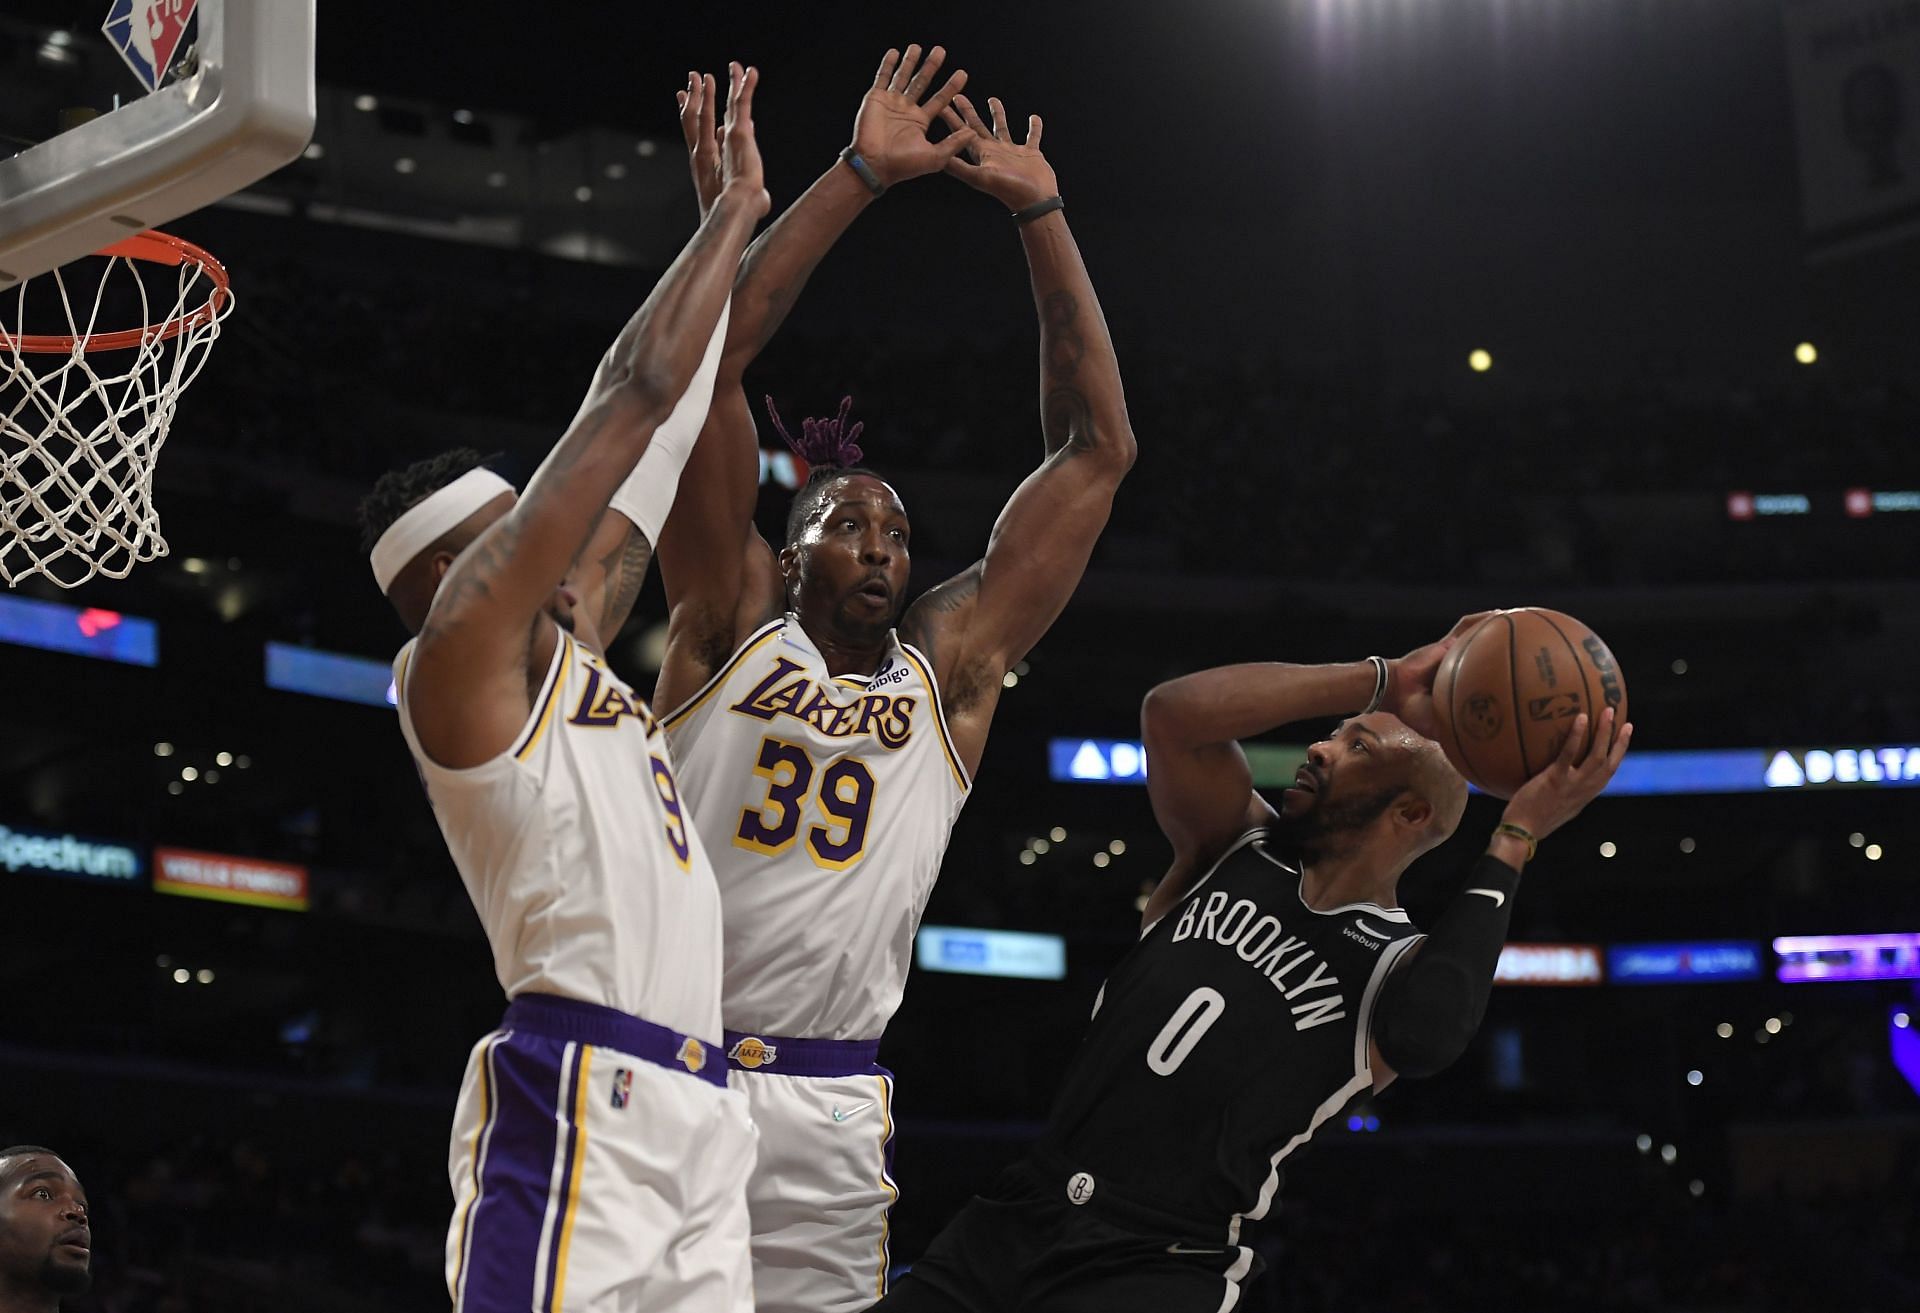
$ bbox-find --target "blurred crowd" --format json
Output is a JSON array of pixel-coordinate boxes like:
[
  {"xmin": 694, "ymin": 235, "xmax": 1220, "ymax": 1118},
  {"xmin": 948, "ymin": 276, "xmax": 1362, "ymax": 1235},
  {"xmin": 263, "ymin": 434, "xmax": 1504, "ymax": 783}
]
[{"xmin": 173, "ymin": 232, "xmax": 1920, "ymax": 590}]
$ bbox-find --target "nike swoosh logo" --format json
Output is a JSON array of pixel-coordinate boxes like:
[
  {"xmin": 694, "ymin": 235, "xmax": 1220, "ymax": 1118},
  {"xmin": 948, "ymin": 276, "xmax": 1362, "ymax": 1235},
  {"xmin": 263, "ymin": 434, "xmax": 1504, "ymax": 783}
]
[
  {"xmin": 832, "ymin": 1102, "xmax": 874, "ymax": 1123},
  {"xmin": 1466, "ymin": 888, "xmax": 1506, "ymax": 908},
  {"xmin": 1167, "ymin": 1243, "xmax": 1227, "ymax": 1256},
  {"xmin": 1353, "ymin": 918, "xmax": 1392, "ymax": 939}
]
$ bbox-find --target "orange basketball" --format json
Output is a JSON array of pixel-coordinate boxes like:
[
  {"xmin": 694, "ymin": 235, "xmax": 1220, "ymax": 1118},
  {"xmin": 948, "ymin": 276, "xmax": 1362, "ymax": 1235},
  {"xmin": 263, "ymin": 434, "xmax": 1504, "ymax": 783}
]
[{"xmin": 1430, "ymin": 608, "xmax": 1628, "ymax": 799}]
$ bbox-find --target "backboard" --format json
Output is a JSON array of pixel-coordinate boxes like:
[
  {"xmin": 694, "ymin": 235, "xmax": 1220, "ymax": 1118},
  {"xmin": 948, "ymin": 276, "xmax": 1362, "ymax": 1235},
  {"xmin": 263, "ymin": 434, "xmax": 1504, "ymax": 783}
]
[{"xmin": 0, "ymin": 0, "xmax": 316, "ymax": 288}]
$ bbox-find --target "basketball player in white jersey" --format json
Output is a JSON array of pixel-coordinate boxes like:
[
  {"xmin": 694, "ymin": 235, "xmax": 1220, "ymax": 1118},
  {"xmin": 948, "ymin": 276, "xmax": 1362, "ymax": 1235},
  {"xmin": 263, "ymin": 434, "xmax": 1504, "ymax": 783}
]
[
  {"xmin": 357, "ymin": 64, "xmax": 767, "ymax": 1313},
  {"xmin": 654, "ymin": 53, "xmax": 1135, "ymax": 1311}
]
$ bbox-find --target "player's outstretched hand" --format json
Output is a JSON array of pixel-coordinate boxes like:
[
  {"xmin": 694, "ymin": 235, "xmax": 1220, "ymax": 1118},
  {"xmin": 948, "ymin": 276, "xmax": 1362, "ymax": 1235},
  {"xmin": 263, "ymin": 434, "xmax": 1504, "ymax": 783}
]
[
  {"xmin": 718, "ymin": 62, "xmax": 771, "ymax": 221},
  {"xmin": 939, "ymin": 94, "xmax": 1059, "ymax": 211},
  {"xmin": 1501, "ymin": 708, "xmax": 1632, "ymax": 843},
  {"xmin": 677, "ymin": 70, "xmax": 724, "ymax": 216},
  {"xmin": 851, "ymin": 44, "xmax": 976, "ymax": 188},
  {"xmin": 1383, "ymin": 611, "xmax": 1495, "ymax": 740}
]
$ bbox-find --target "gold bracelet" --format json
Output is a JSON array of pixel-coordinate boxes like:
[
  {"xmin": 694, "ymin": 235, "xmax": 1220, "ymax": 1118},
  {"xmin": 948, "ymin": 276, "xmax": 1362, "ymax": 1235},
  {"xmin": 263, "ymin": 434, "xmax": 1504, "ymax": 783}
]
[{"xmin": 1494, "ymin": 822, "xmax": 1538, "ymax": 862}]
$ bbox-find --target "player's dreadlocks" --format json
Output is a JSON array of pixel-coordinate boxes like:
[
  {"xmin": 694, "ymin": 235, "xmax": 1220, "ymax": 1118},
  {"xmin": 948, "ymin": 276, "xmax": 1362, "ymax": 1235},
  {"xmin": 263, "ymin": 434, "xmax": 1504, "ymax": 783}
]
[
  {"xmin": 356, "ymin": 448, "xmax": 497, "ymax": 554},
  {"xmin": 766, "ymin": 396, "xmax": 883, "ymax": 547}
]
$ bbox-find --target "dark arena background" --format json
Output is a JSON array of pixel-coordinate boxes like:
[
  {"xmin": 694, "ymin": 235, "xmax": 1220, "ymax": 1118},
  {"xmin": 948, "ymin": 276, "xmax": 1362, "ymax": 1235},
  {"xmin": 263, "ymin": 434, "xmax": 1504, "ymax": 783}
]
[{"xmin": 4, "ymin": 1, "xmax": 1920, "ymax": 1309}]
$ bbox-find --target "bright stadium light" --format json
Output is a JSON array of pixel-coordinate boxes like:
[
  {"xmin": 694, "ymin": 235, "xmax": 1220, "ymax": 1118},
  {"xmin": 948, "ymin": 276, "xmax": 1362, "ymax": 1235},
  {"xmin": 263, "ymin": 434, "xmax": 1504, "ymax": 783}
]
[
  {"xmin": 1468, "ymin": 348, "xmax": 1493, "ymax": 372},
  {"xmin": 1794, "ymin": 342, "xmax": 1818, "ymax": 365}
]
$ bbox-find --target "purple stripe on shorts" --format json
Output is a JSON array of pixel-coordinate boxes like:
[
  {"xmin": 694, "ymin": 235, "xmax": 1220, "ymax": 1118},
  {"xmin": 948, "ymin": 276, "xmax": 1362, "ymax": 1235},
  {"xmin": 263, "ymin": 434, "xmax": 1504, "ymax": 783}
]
[
  {"xmin": 455, "ymin": 1031, "xmax": 567, "ymax": 1312},
  {"xmin": 539, "ymin": 1043, "xmax": 587, "ymax": 1312}
]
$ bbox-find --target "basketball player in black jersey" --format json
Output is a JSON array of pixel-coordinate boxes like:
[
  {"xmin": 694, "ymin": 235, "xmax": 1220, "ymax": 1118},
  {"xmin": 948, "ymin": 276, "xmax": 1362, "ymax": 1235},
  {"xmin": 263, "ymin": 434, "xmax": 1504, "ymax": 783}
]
[{"xmin": 873, "ymin": 614, "xmax": 1631, "ymax": 1311}]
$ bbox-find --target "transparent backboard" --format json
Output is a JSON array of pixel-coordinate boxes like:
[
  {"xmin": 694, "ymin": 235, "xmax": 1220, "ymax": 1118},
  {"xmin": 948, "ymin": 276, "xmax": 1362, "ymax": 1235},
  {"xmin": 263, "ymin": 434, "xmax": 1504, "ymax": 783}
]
[{"xmin": 0, "ymin": 0, "xmax": 316, "ymax": 288}]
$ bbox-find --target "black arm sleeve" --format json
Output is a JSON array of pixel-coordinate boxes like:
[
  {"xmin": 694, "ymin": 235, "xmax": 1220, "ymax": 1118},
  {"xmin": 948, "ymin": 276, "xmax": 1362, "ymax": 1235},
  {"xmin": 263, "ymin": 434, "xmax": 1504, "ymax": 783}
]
[{"xmin": 1372, "ymin": 853, "xmax": 1522, "ymax": 1079}]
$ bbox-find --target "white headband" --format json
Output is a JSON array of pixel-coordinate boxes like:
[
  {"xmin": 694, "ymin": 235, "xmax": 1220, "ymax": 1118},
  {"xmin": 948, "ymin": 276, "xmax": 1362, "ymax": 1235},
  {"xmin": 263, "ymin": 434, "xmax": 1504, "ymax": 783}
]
[{"xmin": 369, "ymin": 467, "xmax": 516, "ymax": 594}]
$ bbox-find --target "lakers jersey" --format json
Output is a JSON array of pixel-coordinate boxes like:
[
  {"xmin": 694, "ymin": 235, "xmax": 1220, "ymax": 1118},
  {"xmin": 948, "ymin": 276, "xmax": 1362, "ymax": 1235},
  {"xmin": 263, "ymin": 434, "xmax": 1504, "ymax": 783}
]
[
  {"xmin": 394, "ymin": 629, "xmax": 724, "ymax": 1043},
  {"xmin": 662, "ymin": 615, "xmax": 970, "ymax": 1039},
  {"xmin": 1039, "ymin": 828, "xmax": 1424, "ymax": 1241}
]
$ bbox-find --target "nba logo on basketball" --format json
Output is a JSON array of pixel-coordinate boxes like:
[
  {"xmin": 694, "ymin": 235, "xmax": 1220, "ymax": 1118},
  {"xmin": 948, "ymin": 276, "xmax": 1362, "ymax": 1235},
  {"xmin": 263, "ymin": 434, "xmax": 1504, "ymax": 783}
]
[
  {"xmin": 102, "ymin": 0, "xmax": 199, "ymax": 93},
  {"xmin": 610, "ymin": 1069, "xmax": 632, "ymax": 1110}
]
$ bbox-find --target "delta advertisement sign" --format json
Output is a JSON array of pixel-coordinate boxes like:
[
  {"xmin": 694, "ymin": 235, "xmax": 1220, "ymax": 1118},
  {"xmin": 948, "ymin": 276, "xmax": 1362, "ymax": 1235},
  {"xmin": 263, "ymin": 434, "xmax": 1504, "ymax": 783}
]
[{"xmin": 152, "ymin": 846, "xmax": 310, "ymax": 912}]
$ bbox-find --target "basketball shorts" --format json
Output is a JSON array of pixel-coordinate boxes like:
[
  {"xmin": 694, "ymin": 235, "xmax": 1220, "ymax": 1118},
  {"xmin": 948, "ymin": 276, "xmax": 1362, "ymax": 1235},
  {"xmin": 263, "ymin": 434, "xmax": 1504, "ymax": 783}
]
[
  {"xmin": 445, "ymin": 993, "xmax": 755, "ymax": 1313},
  {"xmin": 723, "ymin": 1029, "xmax": 899, "ymax": 1313},
  {"xmin": 875, "ymin": 1157, "xmax": 1262, "ymax": 1313}
]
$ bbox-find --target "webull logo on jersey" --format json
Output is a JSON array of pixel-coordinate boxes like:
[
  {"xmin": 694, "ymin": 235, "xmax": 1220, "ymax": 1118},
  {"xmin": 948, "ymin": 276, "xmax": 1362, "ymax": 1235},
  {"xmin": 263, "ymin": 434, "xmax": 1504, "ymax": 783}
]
[
  {"xmin": 730, "ymin": 656, "xmax": 917, "ymax": 748},
  {"xmin": 1172, "ymin": 891, "xmax": 1349, "ymax": 1031},
  {"xmin": 728, "ymin": 1037, "xmax": 778, "ymax": 1069}
]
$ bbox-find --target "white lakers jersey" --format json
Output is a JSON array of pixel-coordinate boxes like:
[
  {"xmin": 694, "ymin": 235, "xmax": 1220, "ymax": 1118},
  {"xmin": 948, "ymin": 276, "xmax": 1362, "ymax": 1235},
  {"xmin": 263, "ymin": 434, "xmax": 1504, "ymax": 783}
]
[
  {"xmin": 662, "ymin": 615, "xmax": 970, "ymax": 1039},
  {"xmin": 394, "ymin": 629, "xmax": 724, "ymax": 1042}
]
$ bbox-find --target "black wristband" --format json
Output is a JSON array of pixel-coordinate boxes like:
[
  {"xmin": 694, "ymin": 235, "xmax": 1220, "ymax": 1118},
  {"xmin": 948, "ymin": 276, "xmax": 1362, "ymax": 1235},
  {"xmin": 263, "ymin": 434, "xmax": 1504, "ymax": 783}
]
[
  {"xmin": 1012, "ymin": 195, "xmax": 1065, "ymax": 224},
  {"xmin": 838, "ymin": 146, "xmax": 886, "ymax": 197}
]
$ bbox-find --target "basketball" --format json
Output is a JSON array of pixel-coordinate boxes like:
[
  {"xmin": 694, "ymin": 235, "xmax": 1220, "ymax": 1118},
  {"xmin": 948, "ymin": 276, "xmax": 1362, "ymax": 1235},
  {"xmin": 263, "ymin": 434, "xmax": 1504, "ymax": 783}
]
[{"xmin": 1431, "ymin": 608, "xmax": 1628, "ymax": 799}]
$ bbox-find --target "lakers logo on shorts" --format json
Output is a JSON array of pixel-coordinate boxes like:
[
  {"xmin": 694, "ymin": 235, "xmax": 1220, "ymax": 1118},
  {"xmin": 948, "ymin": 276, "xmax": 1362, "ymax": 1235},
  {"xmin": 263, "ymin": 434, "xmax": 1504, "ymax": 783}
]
[
  {"xmin": 677, "ymin": 1037, "xmax": 708, "ymax": 1074},
  {"xmin": 610, "ymin": 1068, "xmax": 632, "ymax": 1109},
  {"xmin": 727, "ymin": 1036, "xmax": 778, "ymax": 1069}
]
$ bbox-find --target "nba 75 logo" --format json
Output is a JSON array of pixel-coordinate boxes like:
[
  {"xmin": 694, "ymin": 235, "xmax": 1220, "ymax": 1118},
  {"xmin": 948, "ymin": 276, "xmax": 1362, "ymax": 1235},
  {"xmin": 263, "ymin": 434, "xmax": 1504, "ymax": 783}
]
[
  {"xmin": 103, "ymin": 0, "xmax": 198, "ymax": 94},
  {"xmin": 610, "ymin": 1068, "xmax": 632, "ymax": 1110}
]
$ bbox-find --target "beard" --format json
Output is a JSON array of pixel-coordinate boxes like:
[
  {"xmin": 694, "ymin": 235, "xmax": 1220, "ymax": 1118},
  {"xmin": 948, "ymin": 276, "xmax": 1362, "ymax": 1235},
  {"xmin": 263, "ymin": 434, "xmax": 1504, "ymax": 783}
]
[
  {"xmin": 40, "ymin": 1252, "xmax": 92, "ymax": 1295},
  {"xmin": 1275, "ymin": 784, "xmax": 1402, "ymax": 857}
]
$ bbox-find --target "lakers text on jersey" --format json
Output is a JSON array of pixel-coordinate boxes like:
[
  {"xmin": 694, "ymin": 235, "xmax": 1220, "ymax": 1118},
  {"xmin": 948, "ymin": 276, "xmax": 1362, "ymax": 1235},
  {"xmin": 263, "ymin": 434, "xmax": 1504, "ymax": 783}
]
[
  {"xmin": 662, "ymin": 615, "xmax": 969, "ymax": 1040},
  {"xmin": 395, "ymin": 630, "xmax": 724, "ymax": 1041}
]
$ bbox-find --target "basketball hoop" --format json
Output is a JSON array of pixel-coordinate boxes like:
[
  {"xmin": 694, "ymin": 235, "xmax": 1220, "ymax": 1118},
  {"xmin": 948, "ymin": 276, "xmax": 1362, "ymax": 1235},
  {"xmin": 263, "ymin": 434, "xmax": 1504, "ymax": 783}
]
[{"xmin": 1, "ymin": 229, "xmax": 231, "ymax": 588}]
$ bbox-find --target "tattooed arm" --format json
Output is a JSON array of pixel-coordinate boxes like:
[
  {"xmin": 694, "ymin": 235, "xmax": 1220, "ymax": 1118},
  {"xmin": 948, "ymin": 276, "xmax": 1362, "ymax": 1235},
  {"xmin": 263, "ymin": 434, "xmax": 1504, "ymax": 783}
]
[
  {"xmin": 902, "ymin": 95, "xmax": 1137, "ymax": 775},
  {"xmin": 407, "ymin": 65, "xmax": 770, "ymax": 770},
  {"xmin": 655, "ymin": 45, "xmax": 975, "ymax": 711}
]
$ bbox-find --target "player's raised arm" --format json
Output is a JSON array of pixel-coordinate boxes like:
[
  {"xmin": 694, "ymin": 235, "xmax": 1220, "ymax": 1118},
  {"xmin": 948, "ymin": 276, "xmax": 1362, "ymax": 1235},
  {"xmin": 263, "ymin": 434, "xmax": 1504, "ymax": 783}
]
[
  {"xmin": 408, "ymin": 64, "xmax": 770, "ymax": 769},
  {"xmin": 1369, "ymin": 707, "xmax": 1631, "ymax": 1090},
  {"xmin": 654, "ymin": 46, "xmax": 974, "ymax": 709},
  {"xmin": 901, "ymin": 95, "xmax": 1137, "ymax": 767},
  {"xmin": 1138, "ymin": 615, "xmax": 1493, "ymax": 927}
]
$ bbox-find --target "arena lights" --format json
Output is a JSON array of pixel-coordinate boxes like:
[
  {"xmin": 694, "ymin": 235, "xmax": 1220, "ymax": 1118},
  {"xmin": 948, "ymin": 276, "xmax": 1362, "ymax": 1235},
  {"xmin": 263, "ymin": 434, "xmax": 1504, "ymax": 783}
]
[
  {"xmin": 1468, "ymin": 349, "xmax": 1493, "ymax": 373},
  {"xmin": 1728, "ymin": 489, "xmax": 1920, "ymax": 520},
  {"xmin": 301, "ymin": 142, "xmax": 323, "ymax": 161},
  {"xmin": 1050, "ymin": 739, "xmax": 1920, "ymax": 795},
  {"xmin": 1050, "ymin": 826, "xmax": 1067, "ymax": 842},
  {"xmin": 915, "ymin": 926, "xmax": 1066, "ymax": 981},
  {"xmin": 266, "ymin": 642, "xmax": 398, "ymax": 710},
  {"xmin": 1726, "ymin": 491, "xmax": 1809, "ymax": 519},
  {"xmin": 1794, "ymin": 341, "xmax": 1818, "ymax": 365},
  {"xmin": 1493, "ymin": 943, "xmax": 1603, "ymax": 986},
  {"xmin": 1846, "ymin": 488, "xmax": 1920, "ymax": 516},
  {"xmin": 0, "ymin": 594, "xmax": 158, "ymax": 666},
  {"xmin": 1892, "ymin": 1008, "xmax": 1920, "ymax": 1099},
  {"xmin": 1608, "ymin": 941, "xmax": 1763, "ymax": 985},
  {"xmin": 1774, "ymin": 933, "xmax": 1920, "ymax": 982},
  {"xmin": 0, "ymin": 822, "xmax": 141, "ymax": 886}
]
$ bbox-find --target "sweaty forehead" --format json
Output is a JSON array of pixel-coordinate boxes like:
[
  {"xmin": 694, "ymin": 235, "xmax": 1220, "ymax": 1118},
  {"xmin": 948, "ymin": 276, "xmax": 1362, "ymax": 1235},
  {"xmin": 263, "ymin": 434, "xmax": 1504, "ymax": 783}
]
[
  {"xmin": 1, "ymin": 1155, "xmax": 69, "ymax": 1186},
  {"xmin": 821, "ymin": 476, "xmax": 907, "ymax": 521}
]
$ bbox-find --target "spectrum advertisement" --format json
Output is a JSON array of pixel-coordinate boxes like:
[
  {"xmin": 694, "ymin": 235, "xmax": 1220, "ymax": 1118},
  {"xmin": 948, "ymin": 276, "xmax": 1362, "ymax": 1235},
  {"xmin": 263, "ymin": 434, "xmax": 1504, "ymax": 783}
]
[{"xmin": 0, "ymin": 821, "xmax": 142, "ymax": 886}]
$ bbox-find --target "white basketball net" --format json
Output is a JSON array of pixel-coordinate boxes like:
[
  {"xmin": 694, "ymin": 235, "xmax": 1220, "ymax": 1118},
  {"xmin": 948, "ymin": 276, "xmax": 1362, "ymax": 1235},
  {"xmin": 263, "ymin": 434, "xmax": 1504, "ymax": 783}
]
[{"xmin": 1, "ymin": 244, "xmax": 231, "ymax": 588}]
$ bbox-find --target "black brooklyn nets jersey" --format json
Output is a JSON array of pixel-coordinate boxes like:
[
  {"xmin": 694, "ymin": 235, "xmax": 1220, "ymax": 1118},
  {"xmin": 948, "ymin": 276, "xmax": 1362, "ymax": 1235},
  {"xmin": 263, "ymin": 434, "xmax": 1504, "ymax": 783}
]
[{"xmin": 1040, "ymin": 828, "xmax": 1425, "ymax": 1238}]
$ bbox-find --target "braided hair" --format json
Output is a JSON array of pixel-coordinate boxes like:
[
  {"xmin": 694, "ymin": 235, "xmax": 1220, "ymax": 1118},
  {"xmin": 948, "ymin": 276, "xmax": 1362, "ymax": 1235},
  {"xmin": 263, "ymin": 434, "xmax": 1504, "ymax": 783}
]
[
  {"xmin": 355, "ymin": 448, "xmax": 495, "ymax": 554},
  {"xmin": 765, "ymin": 395, "xmax": 885, "ymax": 547}
]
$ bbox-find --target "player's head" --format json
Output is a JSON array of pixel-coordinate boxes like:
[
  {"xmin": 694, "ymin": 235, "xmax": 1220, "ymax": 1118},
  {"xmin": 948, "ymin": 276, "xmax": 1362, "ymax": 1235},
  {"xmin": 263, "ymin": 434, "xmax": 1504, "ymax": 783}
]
[
  {"xmin": 0, "ymin": 1147, "xmax": 91, "ymax": 1298},
  {"xmin": 357, "ymin": 449, "xmax": 577, "ymax": 638},
  {"xmin": 1280, "ymin": 713, "xmax": 1468, "ymax": 860},
  {"xmin": 767, "ymin": 397, "xmax": 909, "ymax": 646}
]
